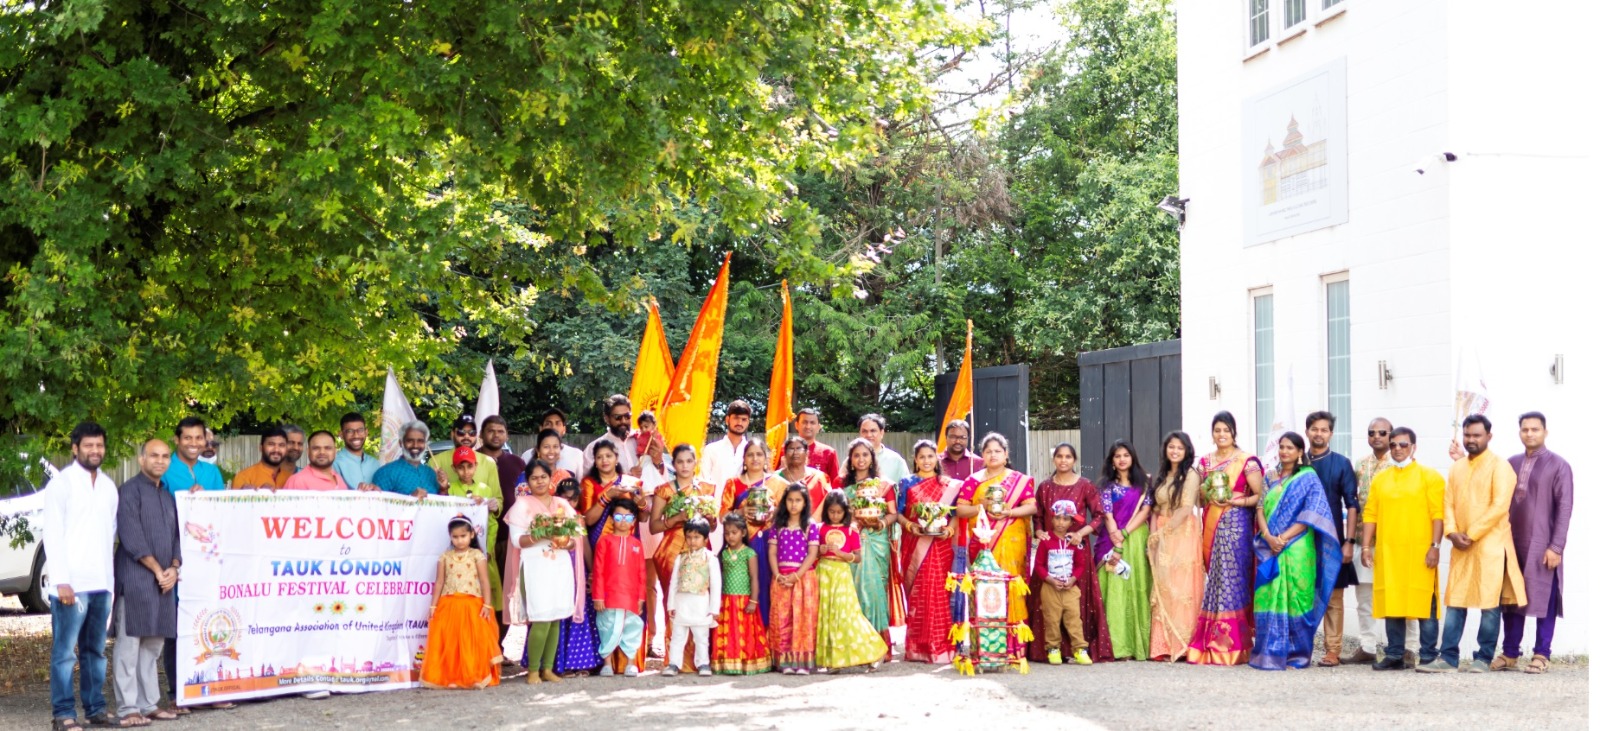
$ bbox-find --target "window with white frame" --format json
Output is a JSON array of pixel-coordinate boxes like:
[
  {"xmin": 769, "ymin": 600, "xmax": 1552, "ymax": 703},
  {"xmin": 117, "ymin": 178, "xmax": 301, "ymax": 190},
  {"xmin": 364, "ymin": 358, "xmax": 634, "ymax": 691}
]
[
  {"xmin": 1325, "ymin": 278, "xmax": 1351, "ymax": 455},
  {"xmin": 1323, "ymin": 0, "xmax": 1344, "ymax": 8},
  {"xmin": 1248, "ymin": 0, "xmax": 1271, "ymax": 48},
  {"xmin": 1284, "ymin": 0, "xmax": 1307, "ymax": 28},
  {"xmin": 1253, "ymin": 292, "xmax": 1275, "ymax": 456}
]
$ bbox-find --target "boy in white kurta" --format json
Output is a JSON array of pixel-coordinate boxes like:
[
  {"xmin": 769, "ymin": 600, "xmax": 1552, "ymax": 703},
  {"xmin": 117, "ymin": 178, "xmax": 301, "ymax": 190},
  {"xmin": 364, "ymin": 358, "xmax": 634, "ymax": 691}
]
[{"xmin": 665, "ymin": 519, "xmax": 722, "ymax": 677}]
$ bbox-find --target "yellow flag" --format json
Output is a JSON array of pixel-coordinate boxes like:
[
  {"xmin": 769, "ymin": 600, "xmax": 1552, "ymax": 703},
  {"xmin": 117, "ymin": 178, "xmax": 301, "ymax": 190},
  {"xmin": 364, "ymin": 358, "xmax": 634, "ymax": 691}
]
[
  {"xmin": 628, "ymin": 299, "xmax": 676, "ymax": 429},
  {"xmin": 938, "ymin": 320, "xmax": 974, "ymax": 455},
  {"xmin": 659, "ymin": 253, "xmax": 732, "ymax": 450},
  {"xmin": 764, "ymin": 281, "xmax": 794, "ymax": 468}
]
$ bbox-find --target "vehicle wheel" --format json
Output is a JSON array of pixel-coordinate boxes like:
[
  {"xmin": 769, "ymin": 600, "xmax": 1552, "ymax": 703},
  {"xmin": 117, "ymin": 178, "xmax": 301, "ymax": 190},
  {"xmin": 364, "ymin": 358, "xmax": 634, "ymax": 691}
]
[{"xmin": 20, "ymin": 546, "xmax": 48, "ymax": 614}]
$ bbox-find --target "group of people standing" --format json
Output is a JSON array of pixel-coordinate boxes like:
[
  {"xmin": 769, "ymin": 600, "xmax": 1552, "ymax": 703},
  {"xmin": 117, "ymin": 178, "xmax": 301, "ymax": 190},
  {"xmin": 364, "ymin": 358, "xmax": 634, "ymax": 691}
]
[
  {"xmin": 40, "ymin": 396, "xmax": 1573, "ymax": 726},
  {"xmin": 1037, "ymin": 408, "xmax": 1572, "ymax": 675}
]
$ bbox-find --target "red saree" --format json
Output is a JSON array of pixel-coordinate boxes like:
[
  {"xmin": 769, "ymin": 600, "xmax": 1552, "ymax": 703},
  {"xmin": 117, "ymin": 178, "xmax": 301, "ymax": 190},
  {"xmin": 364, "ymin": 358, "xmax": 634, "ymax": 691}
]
[{"xmin": 901, "ymin": 475, "xmax": 959, "ymax": 663}]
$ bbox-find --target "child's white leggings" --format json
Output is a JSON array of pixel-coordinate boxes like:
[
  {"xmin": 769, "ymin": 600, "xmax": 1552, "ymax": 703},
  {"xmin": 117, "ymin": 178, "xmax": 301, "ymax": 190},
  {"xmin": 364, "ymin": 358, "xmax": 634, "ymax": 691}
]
[{"xmin": 669, "ymin": 624, "xmax": 710, "ymax": 670}]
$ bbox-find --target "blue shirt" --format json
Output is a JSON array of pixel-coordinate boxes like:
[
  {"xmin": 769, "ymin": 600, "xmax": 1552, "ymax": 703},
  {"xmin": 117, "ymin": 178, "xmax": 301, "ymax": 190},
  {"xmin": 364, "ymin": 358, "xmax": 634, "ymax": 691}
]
[
  {"xmin": 1309, "ymin": 449, "xmax": 1358, "ymax": 541},
  {"xmin": 332, "ymin": 449, "xmax": 381, "ymax": 490},
  {"xmin": 161, "ymin": 459, "xmax": 225, "ymax": 493},
  {"xmin": 373, "ymin": 459, "xmax": 439, "ymax": 496}
]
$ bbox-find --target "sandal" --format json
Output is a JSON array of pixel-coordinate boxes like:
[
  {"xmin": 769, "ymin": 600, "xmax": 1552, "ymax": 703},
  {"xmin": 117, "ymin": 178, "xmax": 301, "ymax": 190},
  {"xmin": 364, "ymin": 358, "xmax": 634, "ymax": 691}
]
[
  {"xmin": 87, "ymin": 713, "xmax": 118, "ymax": 727},
  {"xmin": 1524, "ymin": 654, "xmax": 1550, "ymax": 674},
  {"xmin": 147, "ymin": 710, "xmax": 180, "ymax": 722},
  {"xmin": 204, "ymin": 702, "xmax": 238, "ymax": 710},
  {"xmin": 118, "ymin": 716, "xmax": 151, "ymax": 728},
  {"xmin": 52, "ymin": 719, "xmax": 83, "ymax": 731}
]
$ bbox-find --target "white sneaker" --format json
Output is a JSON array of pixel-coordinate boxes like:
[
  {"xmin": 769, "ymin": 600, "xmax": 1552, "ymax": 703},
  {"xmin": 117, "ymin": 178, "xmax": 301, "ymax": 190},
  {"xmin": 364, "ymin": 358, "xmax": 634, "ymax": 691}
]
[
  {"xmin": 623, "ymin": 665, "xmax": 639, "ymax": 677},
  {"xmin": 661, "ymin": 665, "xmax": 678, "ymax": 677},
  {"xmin": 698, "ymin": 666, "xmax": 712, "ymax": 677},
  {"xmin": 599, "ymin": 665, "xmax": 615, "ymax": 677},
  {"xmin": 303, "ymin": 690, "xmax": 331, "ymax": 700}
]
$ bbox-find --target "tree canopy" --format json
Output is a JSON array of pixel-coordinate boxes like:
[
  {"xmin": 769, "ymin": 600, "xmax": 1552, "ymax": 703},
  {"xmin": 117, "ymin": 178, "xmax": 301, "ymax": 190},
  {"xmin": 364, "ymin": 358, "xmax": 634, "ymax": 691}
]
[
  {"xmin": 1, "ymin": 0, "xmax": 966, "ymax": 444},
  {"xmin": 0, "ymin": 0, "xmax": 1180, "ymax": 461}
]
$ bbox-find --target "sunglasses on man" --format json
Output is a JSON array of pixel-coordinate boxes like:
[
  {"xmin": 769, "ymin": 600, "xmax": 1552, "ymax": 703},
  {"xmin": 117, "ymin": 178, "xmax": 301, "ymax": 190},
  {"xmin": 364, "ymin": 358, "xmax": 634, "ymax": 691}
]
[{"xmin": 1367, "ymin": 429, "xmax": 1389, "ymax": 437}]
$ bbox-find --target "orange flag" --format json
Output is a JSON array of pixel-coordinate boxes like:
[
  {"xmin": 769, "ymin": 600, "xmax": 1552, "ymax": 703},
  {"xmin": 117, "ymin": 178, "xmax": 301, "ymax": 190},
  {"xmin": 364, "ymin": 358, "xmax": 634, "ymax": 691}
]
[
  {"xmin": 764, "ymin": 281, "xmax": 794, "ymax": 468},
  {"xmin": 659, "ymin": 253, "xmax": 733, "ymax": 450},
  {"xmin": 628, "ymin": 299, "xmax": 677, "ymax": 429},
  {"xmin": 937, "ymin": 320, "xmax": 974, "ymax": 455}
]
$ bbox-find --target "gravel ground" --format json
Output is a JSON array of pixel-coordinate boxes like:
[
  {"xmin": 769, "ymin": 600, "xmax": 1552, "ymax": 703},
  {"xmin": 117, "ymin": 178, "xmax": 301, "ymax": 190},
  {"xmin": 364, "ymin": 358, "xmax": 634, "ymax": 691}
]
[{"xmin": 1, "ymin": 595, "xmax": 1587, "ymax": 730}]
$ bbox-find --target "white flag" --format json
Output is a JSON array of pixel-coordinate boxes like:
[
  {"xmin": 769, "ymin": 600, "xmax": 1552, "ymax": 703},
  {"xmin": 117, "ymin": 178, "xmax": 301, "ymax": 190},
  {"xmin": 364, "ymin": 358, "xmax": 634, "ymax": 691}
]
[
  {"xmin": 380, "ymin": 367, "xmax": 417, "ymax": 464},
  {"xmin": 1266, "ymin": 365, "xmax": 1296, "ymax": 474},
  {"xmin": 1454, "ymin": 348, "xmax": 1490, "ymax": 435},
  {"xmin": 473, "ymin": 359, "xmax": 500, "ymax": 443}
]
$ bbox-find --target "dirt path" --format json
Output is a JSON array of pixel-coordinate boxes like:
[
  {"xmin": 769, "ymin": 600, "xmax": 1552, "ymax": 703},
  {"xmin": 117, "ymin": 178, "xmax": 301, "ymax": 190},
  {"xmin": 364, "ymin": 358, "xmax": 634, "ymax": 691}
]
[{"xmin": 2, "ymin": 595, "xmax": 1587, "ymax": 729}]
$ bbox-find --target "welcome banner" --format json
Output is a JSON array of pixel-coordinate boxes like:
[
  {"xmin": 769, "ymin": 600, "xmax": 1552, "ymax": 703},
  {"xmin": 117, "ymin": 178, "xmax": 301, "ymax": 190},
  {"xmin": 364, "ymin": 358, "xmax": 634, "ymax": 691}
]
[{"xmin": 174, "ymin": 490, "xmax": 488, "ymax": 704}]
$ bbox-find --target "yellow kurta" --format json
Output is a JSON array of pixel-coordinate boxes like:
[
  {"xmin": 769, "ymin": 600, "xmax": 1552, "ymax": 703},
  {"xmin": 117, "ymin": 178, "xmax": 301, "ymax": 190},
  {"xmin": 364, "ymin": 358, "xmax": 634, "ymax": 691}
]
[
  {"xmin": 1362, "ymin": 462, "xmax": 1444, "ymax": 619},
  {"xmin": 1443, "ymin": 450, "xmax": 1526, "ymax": 609}
]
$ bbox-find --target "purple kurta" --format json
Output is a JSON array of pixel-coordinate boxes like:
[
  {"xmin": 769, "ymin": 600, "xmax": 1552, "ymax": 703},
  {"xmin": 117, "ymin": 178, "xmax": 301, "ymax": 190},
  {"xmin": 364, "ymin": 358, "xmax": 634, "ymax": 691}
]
[{"xmin": 1507, "ymin": 448, "xmax": 1573, "ymax": 618}]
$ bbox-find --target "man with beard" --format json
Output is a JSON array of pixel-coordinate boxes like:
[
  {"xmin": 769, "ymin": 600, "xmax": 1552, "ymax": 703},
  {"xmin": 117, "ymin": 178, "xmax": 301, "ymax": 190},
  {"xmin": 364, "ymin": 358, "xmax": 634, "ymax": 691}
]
[
  {"xmin": 793, "ymin": 408, "xmax": 838, "ymax": 479},
  {"xmin": 333, "ymin": 412, "xmax": 381, "ymax": 491},
  {"xmin": 939, "ymin": 419, "xmax": 980, "ymax": 483},
  {"xmin": 200, "ymin": 428, "xmax": 220, "ymax": 464},
  {"xmin": 162, "ymin": 417, "xmax": 225, "ymax": 494},
  {"xmin": 1305, "ymin": 410, "xmax": 1360, "ymax": 666},
  {"xmin": 1422, "ymin": 414, "xmax": 1526, "ymax": 673},
  {"xmin": 282, "ymin": 424, "xmax": 306, "ymax": 472},
  {"xmin": 520, "ymin": 407, "xmax": 585, "ymax": 475},
  {"xmin": 478, "ymin": 415, "xmax": 525, "ymax": 601},
  {"xmin": 43, "ymin": 421, "xmax": 119, "ymax": 729},
  {"xmin": 584, "ymin": 394, "xmax": 639, "ymax": 476},
  {"xmin": 283, "ymin": 431, "xmax": 349, "ymax": 490},
  {"xmin": 374, "ymin": 421, "xmax": 446, "ymax": 497},
  {"xmin": 230, "ymin": 427, "xmax": 293, "ymax": 489},
  {"xmin": 699, "ymin": 399, "xmax": 752, "ymax": 490}
]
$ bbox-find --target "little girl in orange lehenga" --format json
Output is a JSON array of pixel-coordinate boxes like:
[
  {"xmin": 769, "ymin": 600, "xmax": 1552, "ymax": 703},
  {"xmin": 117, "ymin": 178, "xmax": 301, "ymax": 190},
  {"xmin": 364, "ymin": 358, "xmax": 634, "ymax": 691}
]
[{"xmin": 421, "ymin": 517, "xmax": 503, "ymax": 688}]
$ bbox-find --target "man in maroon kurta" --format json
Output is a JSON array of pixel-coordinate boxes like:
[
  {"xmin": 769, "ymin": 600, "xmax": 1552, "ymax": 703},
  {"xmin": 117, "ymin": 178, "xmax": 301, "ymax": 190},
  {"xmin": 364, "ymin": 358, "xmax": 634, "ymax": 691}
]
[
  {"xmin": 939, "ymin": 419, "xmax": 980, "ymax": 482},
  {"xmin": 1495, "ymin": 412, "xmax": 1573, "ymax": 672},
  {"xmin": 794, "ymin": 408, "xmax": 839, "ymax": 479}
]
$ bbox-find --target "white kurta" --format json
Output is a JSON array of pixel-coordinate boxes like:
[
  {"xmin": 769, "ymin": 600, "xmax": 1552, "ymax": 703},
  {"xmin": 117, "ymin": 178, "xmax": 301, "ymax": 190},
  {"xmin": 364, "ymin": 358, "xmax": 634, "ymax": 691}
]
[
  {"xmin": 666, "ymin": 549, "xmax": 722, "ymax": 628},
  {"xmin": 513, "ymin": 534, "xmax": 576, "ymax": 622}
]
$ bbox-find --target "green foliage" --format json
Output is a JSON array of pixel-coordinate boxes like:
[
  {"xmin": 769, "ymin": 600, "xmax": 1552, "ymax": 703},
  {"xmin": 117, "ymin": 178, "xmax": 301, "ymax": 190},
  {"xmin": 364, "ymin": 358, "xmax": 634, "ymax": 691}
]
[
  {"xmin": 0, "ymin": 0, "xmax": 961, "ymax": 448},
  {"xmin": 1000, "ymin": 0, "xmax": 1180, "ymax": 426}
]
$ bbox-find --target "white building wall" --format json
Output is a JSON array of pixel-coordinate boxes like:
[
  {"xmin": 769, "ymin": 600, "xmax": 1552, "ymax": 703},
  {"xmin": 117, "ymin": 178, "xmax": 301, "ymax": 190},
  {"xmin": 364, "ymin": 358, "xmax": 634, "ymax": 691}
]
[{"xmin": 1176, "ymin": 0, "xmax": 1591, "ymax": 654}]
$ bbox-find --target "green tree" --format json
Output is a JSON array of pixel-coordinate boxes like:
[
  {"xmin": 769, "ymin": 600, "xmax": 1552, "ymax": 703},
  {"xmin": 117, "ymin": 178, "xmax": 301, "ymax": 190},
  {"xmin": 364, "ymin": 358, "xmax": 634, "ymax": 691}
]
[
  {"xmin": 1000, "ymin": 0, "xmax": 1180, "ymax": 427},
  {"xmin": 0, "ymin": 0, "xmax": 962, "ymax": 454}
]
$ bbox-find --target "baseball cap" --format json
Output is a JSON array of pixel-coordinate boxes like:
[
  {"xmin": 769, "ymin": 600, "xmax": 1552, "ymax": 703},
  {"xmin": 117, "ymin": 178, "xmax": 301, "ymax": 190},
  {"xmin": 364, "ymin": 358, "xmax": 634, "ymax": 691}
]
[
  {"xmin": 452, "ymin": 414, "xmax": 476, "ymax": 431},
  {"xmin": 452, "ymin": 445, "xmax": 477, "ymax": 465}
]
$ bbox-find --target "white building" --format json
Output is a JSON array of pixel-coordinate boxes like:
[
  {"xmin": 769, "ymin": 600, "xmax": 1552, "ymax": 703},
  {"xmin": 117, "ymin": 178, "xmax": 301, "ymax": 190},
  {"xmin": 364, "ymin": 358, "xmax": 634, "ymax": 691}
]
[{"xmin": 1175, "ymin": 0, "xmax": 1593, "ymax": 654}]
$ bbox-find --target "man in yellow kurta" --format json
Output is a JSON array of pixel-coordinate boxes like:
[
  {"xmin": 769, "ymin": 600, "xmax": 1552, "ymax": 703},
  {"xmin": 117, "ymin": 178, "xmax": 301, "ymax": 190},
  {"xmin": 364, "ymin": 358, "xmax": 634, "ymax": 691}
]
[
  {"xmin": 1427, "ymin": 415, "xmax": 1525, "ymax": 673},
  {"xmin": 1361, "ymin": 427, "xmax": 1444, "ymax": 671}
]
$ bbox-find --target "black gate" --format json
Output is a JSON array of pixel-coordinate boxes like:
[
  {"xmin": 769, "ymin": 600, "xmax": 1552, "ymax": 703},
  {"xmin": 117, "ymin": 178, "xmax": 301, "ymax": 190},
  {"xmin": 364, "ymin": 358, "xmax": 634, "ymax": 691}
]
[
  {"xmin": 1078, "ymin": 340, "xmax": 1182, "ymax": 481},
  {"xmin": 934, "ymin": 364, "xmax": 1030, "ymax": 473}
]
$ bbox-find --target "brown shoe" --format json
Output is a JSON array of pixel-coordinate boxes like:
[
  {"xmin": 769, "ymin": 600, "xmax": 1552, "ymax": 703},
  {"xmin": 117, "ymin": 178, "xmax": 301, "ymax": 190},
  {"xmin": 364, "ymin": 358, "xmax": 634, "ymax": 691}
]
[
  {"xmin": 1317, "ymin": 652, "xmax": 1341, "ymax": 667},
  {"xmin": 1489, "ymin": 654, "xmax": 1518, "ymax": 671},
  {"xmin": 526, "ymin": 672, "xmax": 542, "ymax": 685},
  {"xmin": 1523, "ymin": 654, "xmax": 1549, "ymax": 674},
  {"xmin": 540, "ymin": 670, "xmax": 562, "ymax": 683},
  {"xmin": 1347, "ymin": 648, "xmax": 1378, "ymax": 664}
]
